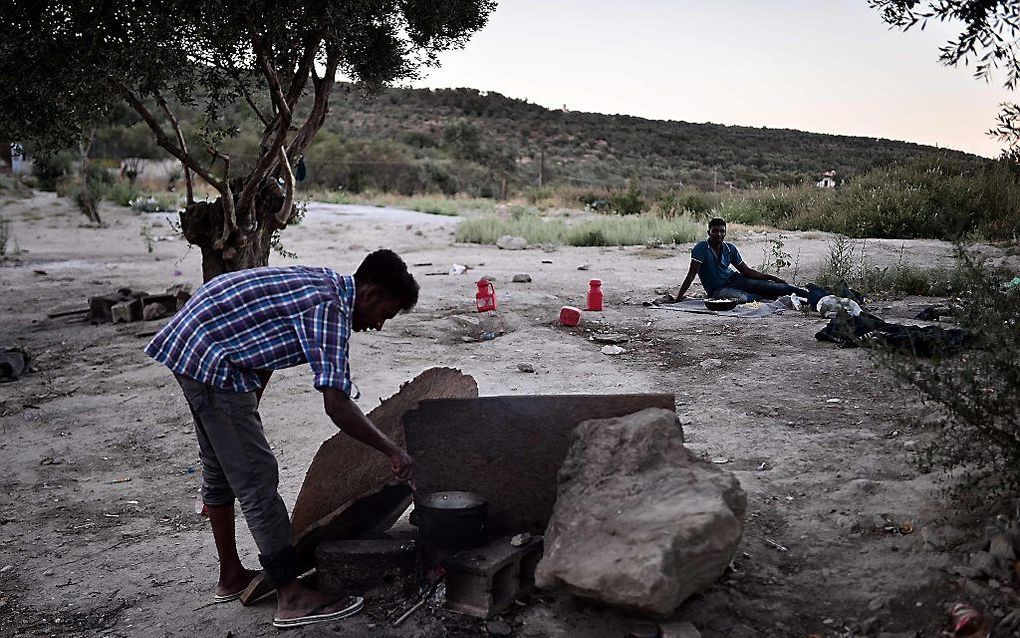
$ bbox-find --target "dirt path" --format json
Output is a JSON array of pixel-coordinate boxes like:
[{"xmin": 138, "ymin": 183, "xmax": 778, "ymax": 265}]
[{"xmin": 0, "ymin": 193, "xmax": 1003, "ymax": 637}]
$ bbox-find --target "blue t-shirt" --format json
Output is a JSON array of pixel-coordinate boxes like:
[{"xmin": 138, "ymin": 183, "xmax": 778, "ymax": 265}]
[{"xmin": 691, "ymin": 240, "xmax": 742, "ymax": 294}]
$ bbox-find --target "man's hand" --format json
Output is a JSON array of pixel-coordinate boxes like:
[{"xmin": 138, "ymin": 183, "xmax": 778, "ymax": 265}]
[{"xmin": 388, "ymin": 448, "xmax": 416, "ymax": 487}]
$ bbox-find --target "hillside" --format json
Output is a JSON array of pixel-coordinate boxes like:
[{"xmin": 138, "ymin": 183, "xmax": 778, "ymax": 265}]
[{"xmin": 90, "ymin": 85, "xmax": 984, "ymax": 196}]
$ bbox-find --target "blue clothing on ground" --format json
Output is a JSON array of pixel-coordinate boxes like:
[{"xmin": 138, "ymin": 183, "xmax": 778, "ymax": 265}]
[
  {"xmin": 690, "ymin": 240, "xmax": 742, "ymax": 294},
  {"xmin": 145, "ymin": 266, "xmax": 355, "ymax": 395}
]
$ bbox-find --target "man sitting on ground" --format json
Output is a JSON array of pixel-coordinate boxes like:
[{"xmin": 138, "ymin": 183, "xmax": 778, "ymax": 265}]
[
  {"xmin": 145, "ymin": 249, "xmax": 418, "ymax": 629},
  {"xmin": 670, "ymin": 217, "xmax": 808, "ymax": 303}
]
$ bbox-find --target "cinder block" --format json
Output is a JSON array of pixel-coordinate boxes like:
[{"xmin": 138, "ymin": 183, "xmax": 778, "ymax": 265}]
[
  {"xmin": 443, "ymin": 535, "xmax": 543, "ymax": 618},
  {"xmin": 315, "ymin": 538, "xmax": 418, "ymax": 599}
]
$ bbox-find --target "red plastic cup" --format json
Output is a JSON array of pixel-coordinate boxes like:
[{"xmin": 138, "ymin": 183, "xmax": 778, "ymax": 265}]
[{"xmin": 559, "ymin": 306, "xmax": 582, "ymax": 326}]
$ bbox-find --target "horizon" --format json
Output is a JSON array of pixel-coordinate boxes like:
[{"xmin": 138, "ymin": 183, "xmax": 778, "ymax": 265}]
[{"xmin": 410, "ymin": 1, "xmax": 1015, "ymax": 159}]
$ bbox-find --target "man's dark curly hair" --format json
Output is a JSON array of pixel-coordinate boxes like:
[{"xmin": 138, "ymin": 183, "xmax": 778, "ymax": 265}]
[{"xmin": 354, "ymin": 249, "xmax": 419, "ymax": 311}]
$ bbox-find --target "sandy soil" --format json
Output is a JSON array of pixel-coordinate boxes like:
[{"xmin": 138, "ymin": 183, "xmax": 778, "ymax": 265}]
[{"xmin": 0, "ymin": 192, "xmax": 1012, "ymax": 637}]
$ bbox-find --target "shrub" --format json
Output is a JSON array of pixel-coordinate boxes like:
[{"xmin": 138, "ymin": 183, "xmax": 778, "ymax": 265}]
[
  {"xmin": 130, "ymin": 192, "xmax": 180, "ymax": 212},
  {"xmin": 610, "ymin": 185, "xmax": 645, "ymax": 215},
  {"xmin": 106, "ymin": 179, "xmax": 144, "ymax": 207},
  {"xmin": 879, "ymin": 250, "xmax": 1020, "ymax": 503},
  {"xmin": 455, "ymin": 213, "xmax": 698, "ymax": 247},
  {"xmin": 31, "ymin": 150, "xmax": 76, "ymax": 190}
]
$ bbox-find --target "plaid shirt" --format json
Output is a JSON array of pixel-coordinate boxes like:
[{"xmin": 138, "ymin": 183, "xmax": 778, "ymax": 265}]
[{"xmin": 145, "ymin": 266, "xmax": 355, "ymax": 395}]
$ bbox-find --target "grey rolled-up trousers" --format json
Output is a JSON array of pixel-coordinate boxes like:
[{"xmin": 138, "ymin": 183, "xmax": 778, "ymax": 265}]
[{"xmin": 175, "ymin": 373, "xmax": 297, "ymax": 587}]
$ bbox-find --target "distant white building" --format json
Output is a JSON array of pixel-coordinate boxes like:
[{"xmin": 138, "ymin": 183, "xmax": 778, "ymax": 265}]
[{"xmin": 816, "ymin": 170, "xmax": 836, "ymax": 188}]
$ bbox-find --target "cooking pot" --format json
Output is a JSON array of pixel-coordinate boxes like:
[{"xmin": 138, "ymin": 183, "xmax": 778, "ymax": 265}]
[{"xmin": 412, "ymin": 490, "xmax": 488, "ymax": 550}]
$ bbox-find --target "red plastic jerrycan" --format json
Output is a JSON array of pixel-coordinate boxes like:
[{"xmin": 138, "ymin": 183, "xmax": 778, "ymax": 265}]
[
  {"xmin": 476, "ymin": 278, "xmax": 497, "ymax": 313},
  {"xmin": 587, "ymin": 279, "xmax": 603, "ymax": 311}
]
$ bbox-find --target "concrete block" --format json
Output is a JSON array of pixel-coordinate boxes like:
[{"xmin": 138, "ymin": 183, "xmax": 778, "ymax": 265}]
[
  {"xmin": 315, "ymin": 538, "xmax": 417, "ymax": 599},
  {"xmin": 443, "ymin": 535, "xmax": 543, "ymax": 618}
]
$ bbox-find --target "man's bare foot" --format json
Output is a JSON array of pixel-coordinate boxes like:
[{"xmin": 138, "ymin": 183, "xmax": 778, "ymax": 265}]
[
  {"xmin": 275, "ymin": 580, "xmax": 361, "ymax": 621},
  {"xmin": 215, "ymin": 567, "xmax": 261, "ymax": 598}
]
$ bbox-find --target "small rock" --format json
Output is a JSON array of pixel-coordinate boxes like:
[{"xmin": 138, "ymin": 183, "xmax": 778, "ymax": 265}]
[
  {"xmin": 660, "ymin": 620, "xmax": 701, "ymax": 638},
  {"xmin": 860, "ymin": 616, "xmax": 880, "ymax": 634},
  {"xmin": 0, "ymin": 565, "xmax": 11, "ymax": 574},
  {"xmin": 601, "ymin": 345, "xmax": 626, "ymax": 355},
  {"xmin": 591, "ymin": 333, "xmax": 629, "ymax": 344},
  {"xmin": 512, "ymin": 273, "xmax": 532, "ymax": 283},
  {"xmin": 970, "ymin": 550, "xmax": 1000, "ymax": 577},
  {"xmin": 541, "ymin": 259, "xmax": 553, "ymax": 264},
  {"xmin": 510, "ymin": 533, "xmax": 532, "ymax": 547},
  {"xmin": 516, "ymin": 363, "xmax": 535, "ymax": 373},
  {"xmin": 990, "ymin": 533, "xmax": 1016, "ymax": 561},
  {"xmin": 868, "ymin": 596, "xmax": 889, "ymax": 611},
  {"xmin": 486, "ymin": 619, "xmax": 512, "ymax": 636},
  {"xmin": 577, "ymin": 264, "xmax": 590, "ymax": 271},
  {"xmin": 699, "ymin": 358, "xmax": 722, "ymax": 369},
  {"xmin": 43, "ymin": 569, "xmax": 53, "ymax": 576},
  {"xmin": 496, "ymin": 235, "xmax": 528, "ymax": 250}
]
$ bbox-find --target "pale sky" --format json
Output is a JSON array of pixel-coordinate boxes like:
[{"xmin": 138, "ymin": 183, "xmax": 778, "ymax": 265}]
[{"xmin": 410, "ymin": 0, "xmax": 1015, "ymax": 158}]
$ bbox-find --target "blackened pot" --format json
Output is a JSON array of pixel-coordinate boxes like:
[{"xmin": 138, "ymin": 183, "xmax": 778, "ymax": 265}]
[{"xmin": 413, "ymin": 490, "xmax": 488, "ymax": 550}]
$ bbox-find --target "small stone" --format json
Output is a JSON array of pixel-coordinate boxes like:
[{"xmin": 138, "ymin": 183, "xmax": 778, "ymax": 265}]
[
  {"xmin": 699, "ymin": 358, "xmax": 722, "ymax": 369},
  {"xmin": 510, "ymin": 533, "xmax": 532, "ymax": 547},
  {"xmin": 577, "ymin": 264, "xmax": 590, "ymax": 271},
  {"xmin": 496, "ymin": 235, "xmax": 528, "ymax": 250},
  {"xmin": 486, "ymin": 619, "xmax": 512, "ymax": 636},
  {"xmin": 660, "ymin": 620, "xmax": 701, "ymax": 638},
  {"xmin": 43, "ymin": 569, "xmax": 53, "ymax": 576},
  {"xmin": 861, "ymin": 616, "xmax": 880, "ymax": 634},
  {"xmin": 512, "ymin": 273, "xmax": 532, "ymax": 283},
  {"xmin": 516, "ymin": 363, "xmax": 535, "ymax": 373},
  {"xmin": 990, "ymin": 534, "xmax": 1016, "ymax": 561},
  {"xmin": 600, "ymin": 345, "xmax": 626, "ymax": 355},
  {"xmin": 0, "ymin": 565, "xmax": 12, "ymax": 574},
  {"xmin": 868, "ymin": 596, "xmax": 888, "ymax": 611}
]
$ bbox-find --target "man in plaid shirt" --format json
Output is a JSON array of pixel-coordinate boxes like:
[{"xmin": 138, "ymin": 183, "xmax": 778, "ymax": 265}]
[{"xmin": 146, "ymin": 249, "xmax": 418, "ymax": 628}]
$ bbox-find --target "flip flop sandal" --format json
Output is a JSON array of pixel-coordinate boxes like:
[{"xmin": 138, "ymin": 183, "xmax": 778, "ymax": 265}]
[
  {"xmin": 272, "ymin": 596, "xmax": 365, "ymax": 629},
  {"xmin": 212, "ymin": 590, "xmax": 245, "ymax": 604},
  {"xmin": 213, "ymin": 571, "xmax": 263, "ymax": 604}
]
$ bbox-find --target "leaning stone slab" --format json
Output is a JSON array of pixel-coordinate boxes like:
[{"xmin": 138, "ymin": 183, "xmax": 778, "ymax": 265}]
[{"xmin": 535, "ymin": 408, "xmax": 746, "ymax": 615}]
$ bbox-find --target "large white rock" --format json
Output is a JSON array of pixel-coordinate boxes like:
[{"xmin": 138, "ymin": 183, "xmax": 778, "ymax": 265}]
[
  {"xmin": 496, "ymin": 235, "xmax": 528, "ymax": 250},
  {"xmin": 535, "ymin": 408, "xmax": 746, "ymax": 615}
]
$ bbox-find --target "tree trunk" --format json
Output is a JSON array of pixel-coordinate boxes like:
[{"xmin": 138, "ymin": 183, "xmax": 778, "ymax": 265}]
[{"xmin": 179, "ymin": 176, "xmax": 290, "ymax": 282}]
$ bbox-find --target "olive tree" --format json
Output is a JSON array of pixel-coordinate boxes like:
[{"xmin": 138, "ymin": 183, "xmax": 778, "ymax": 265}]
[
  {"xmin": 870, "ymin": 0, "xmax": 1020, "ymax": 151},
  {"xmin": 0, "ymin": 1, "xmax": 494, "ymax": 280}
]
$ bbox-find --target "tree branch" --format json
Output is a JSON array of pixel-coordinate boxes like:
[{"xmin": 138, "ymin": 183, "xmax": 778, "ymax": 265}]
[
  {"xmin": 275, "ymin": 146, "xmax": 295, "ymax": 225},
  {"xmin": 154, "ymin": 93, "xmax": 195, "ymax": 206},
  {"xmin": 285, "ymin": 33, "xmax": 321, "ymax": 111},
  {"xmin": 236, "ymin": 36, "xmax": 294, "ymax": 218},
  {"xmin": 114, "ymin": 80, "xmax": 223, "ymax": 193},
  {"xmin": 287, "ymin": 52, "xmax": 339, "ymax": 159}
]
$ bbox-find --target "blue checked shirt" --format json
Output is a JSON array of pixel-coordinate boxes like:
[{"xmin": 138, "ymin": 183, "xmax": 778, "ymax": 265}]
[{"xmin": 145, "ymin": 266, "xmax": 355, "ymax": 395}]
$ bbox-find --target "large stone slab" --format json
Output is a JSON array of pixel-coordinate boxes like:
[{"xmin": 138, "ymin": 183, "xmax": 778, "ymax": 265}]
[
  {"xmin": 403, "ymin": 394, "xmax": 676, "ymax": 536},
  {"xmin": 241, "ymin": 368, "xmax": 478, "ymax": 605},
  {"xmin": 291, "ymin": 367, "xmax": 478, "ymax": 533},
  {"xmin": 535, "ymin": 408, "xmax": 746, "ymax": 616}
]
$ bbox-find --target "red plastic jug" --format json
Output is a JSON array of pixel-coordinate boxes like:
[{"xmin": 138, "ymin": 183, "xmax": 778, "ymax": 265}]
[
  {"xmin": 587, "ymin": 279, "xmax": 603, "ymax": 311},
  {"xmin": 476, "ymin": 278, "xmax": 496, "ymax": 313}
]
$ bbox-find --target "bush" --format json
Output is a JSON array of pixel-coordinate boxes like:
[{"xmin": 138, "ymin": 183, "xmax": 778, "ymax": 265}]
[
  {"xmin": 610, "ymin": 185, "xmax": 645, "ymax": 215},
  {"xmin": 455, "ymin": 213, "xmax": 699, "ymax": 247},
  {"xmin": 130, "ymin": 192, "xmax": 180, "ymax": 212},
  {"xmin": 32, "ymin": 151, "xmax": 77, "ymax": 190},
  {"xmin": 0, "ymin": 174, "xmax": 31, "ymax": 198},
  {"xmin": 879, "ymin": 250, "xmax": 1020, "ymax": 503},
  {"xmin": 106, "ymin": 179, "xmax": 144, "ymax": 207}
]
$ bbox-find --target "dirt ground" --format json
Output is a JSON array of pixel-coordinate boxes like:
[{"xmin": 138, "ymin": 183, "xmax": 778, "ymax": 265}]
[{"xmin": 0, "ymin": 192, "xmax": 1015, "ymax": 637}]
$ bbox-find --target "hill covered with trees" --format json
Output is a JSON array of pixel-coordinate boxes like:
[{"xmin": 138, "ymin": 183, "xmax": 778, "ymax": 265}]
[{"xmin": 90, "ymin": 85, "xmax": 984, "ymax": 197}]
